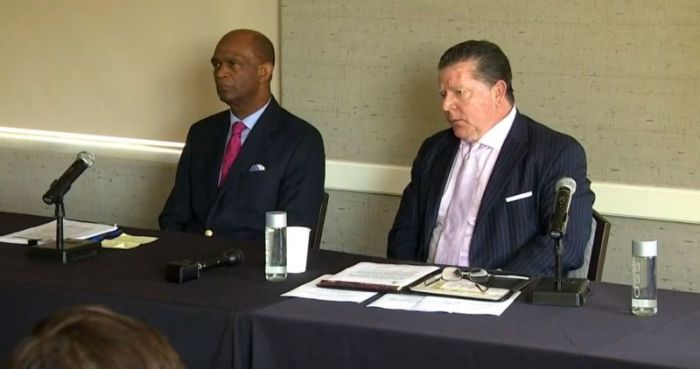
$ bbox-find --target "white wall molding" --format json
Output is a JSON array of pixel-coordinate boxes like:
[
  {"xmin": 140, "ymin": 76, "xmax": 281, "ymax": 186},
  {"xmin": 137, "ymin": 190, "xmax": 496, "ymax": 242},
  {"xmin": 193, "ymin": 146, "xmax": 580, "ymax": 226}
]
[
  {"xmin": 326, "ymin": 160, "xmax": 700, "ymax": 225},
  {"xmin": 2, "ymin": 127, "xmax": 698, "ymax": 224},
  {"xmin": 0, "ymin": 127, "xmax": 182, "ymax": 163}
]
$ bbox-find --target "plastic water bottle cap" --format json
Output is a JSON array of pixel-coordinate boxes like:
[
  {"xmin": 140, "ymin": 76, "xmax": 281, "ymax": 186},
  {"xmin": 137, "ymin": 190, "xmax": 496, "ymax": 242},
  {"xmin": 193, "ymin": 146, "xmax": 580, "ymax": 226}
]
[
  {"xmin": 265, "ymin": 211, "xmax": 287, "ymax": 228},
  {"xmin": 632, "ymin": 240, "xmax": 657, "ymax": 257}
]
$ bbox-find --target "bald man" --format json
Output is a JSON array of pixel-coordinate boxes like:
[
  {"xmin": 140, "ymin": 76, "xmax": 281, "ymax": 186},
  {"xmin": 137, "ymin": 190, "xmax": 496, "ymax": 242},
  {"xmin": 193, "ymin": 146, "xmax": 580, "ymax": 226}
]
[{"xmin": 160, "ymin": 30, "xmax": 325, "ymax": 242}]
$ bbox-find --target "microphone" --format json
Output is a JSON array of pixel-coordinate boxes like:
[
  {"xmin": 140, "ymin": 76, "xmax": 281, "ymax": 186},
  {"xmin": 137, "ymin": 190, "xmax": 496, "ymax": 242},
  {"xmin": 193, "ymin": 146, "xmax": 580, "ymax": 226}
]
[
  {"xmin": 199, "ymin": 249, "xmax": 244, "ymax": 271},
  {"xmin": 42, "ymin": 151, "xmax": 95, "ymax": 205},
  {"xmin": 166, "ymin": 249, "xmax": 244, "ymax": 283},
  {"xmin": 549, "ymin": 177, "xmax": 576, "ymax": 239},
  {"xmin": 530, "ymin": 176, "xmax": 590, "ymax": 307}
]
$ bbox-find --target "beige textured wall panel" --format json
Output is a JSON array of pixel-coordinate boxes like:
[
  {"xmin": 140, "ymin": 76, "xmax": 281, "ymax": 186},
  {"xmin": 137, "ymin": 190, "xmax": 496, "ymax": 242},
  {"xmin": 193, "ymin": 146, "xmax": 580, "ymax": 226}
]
[
  {"xmin": 0, "ymin": 146, "xmax": 175, "ymax": 229},
  {"xmin": 603, "ymin": 216, "xmax": 700, "ymax": 292},
  {"xmin": 281, "ymin": 0, "xmax": 700, "ymax": 188},
  {"xmin": 321, "ymin": 190, "xmax": 400, "ymax": 257},
  {"xmin": 282, "ymin": 63, "xmax": 441, "ymax": 163}
]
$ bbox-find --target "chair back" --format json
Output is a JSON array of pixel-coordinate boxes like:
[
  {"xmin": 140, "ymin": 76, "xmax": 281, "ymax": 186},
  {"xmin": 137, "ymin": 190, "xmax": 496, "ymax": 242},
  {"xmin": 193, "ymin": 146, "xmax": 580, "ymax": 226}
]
[
  {"xmin": 309, "ymin": 191, "xmax": 329, "ymax": 249},
  {"xmin": 588, "ymin": 210, "xmax": 611, "ymax": 281},
  {"xmin": 567, "ymin": 209, "xmax": 612, "ymax": 281}
]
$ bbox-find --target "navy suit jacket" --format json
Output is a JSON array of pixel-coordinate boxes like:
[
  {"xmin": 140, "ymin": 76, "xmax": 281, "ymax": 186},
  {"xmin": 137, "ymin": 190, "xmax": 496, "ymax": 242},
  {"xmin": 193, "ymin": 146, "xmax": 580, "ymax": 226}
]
[
  {"xmin": 387, "ymin": 111, "xmax": 594, "ymax": 276},
  {"xmin": 159, "ymin": 97, "xmax": 325, "ymax": 242}
]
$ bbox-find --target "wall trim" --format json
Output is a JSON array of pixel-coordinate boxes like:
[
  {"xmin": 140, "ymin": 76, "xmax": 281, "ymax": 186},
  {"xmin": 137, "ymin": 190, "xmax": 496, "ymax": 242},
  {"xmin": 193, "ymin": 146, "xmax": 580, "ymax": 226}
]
[
  {"xmin": 0, "ymin": 126, "xmax": 182, "ymax": 162},
  {"xmin": 327, "ymin": 160, "xmax": 700, "ymax": 225},
  {"xmin": 2, "ymin": 127, "xmax": 698, "ymax": 224}
]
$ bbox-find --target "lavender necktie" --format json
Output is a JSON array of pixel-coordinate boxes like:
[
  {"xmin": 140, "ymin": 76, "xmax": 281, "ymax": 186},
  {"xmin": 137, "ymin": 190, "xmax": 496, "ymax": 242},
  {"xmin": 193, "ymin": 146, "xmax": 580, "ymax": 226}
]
[{"xmin": 435, "ymin": 143, "xmax": 486, "ymax": 266}]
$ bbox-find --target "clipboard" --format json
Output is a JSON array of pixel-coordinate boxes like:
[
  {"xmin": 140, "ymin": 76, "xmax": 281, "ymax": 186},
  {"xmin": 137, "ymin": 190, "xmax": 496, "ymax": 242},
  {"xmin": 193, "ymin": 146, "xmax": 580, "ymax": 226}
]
[
  {"xmin": 409, "ymin": 269, "xmax": 533, "ymax": 302},
  {"xmin": 317, "ymin": 262, "xmax": 440, "ymax": 293}
]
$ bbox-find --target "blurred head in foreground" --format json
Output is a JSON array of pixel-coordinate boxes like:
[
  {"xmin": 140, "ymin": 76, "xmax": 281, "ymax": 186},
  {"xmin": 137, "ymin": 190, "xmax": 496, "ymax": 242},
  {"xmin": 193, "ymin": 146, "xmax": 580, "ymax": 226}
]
[{"xmin": 5, "ymin": 305, "xmax": 185, "ymax": 369}]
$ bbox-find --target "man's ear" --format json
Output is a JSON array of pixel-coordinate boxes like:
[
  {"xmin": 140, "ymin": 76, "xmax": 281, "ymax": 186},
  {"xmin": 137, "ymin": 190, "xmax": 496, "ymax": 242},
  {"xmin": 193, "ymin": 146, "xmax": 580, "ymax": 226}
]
[
  {"xmin": 492, "ymin": 80, "xmax": 507, "ymax": 101},
  {"xmin": 258, "ymin": 62, "xmax": 273, "ymax": 84}
]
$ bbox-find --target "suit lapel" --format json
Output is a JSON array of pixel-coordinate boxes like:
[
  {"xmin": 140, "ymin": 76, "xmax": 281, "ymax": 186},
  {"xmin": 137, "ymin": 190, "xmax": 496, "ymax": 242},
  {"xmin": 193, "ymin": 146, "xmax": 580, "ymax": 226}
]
[
  {"xmin": 205, "ymin": 112, "xmax": 231, "ymax": 206},
  {"xmin": 474, "ymin": 112, "xmax": 529, "ymax": 229},
  {"xmin": 423, "ymin": 132, "xmax": 459, "ymax": 246}
]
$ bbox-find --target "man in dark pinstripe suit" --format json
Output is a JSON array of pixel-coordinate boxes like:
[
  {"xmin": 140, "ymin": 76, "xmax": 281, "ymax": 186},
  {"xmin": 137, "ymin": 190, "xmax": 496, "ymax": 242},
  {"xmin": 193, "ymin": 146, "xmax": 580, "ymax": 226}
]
[{"xmin": 388, "ymin": 40, "xmax": 594, "ymax": 277}]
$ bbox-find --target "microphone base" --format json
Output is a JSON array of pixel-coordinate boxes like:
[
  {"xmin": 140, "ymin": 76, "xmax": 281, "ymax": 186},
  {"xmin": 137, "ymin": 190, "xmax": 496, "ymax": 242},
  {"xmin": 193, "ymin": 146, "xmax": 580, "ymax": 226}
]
[
  {"xmin": 529, "ymin": 277, "xmax": 590, "ymax": 307},
  {"xmin": 28, "ymin": 239, "xmax": 101, "ymax": 264}
]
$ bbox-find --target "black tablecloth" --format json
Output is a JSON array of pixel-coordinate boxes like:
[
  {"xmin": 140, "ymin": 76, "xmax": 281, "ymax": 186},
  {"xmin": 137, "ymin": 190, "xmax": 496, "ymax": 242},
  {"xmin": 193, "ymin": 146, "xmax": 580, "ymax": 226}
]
[
  {"xmin": 5, "ymin": 212, "xmax": 700, "ymax": 369},
  {"xmin": 0, "ymin": 212, "xmax": 370, "ymax": 369},
  {"xmin": 235, "ymin": 277, "xmax": 700, "ymax": 369}
]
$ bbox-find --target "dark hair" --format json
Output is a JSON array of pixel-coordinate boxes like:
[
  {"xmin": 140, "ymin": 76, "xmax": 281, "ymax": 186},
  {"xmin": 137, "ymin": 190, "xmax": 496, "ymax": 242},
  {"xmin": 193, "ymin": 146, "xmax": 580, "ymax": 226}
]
[
  {"xmin": 250, "ymin": 31, "xmax": 275, "ymax": 66},
  {"xmin": 438, "ymin": 40, "xmax": 514, "ymax": 103},
  {"xmin": 5, "ymin": 305, "xmax": 185, "ymax": 369}
]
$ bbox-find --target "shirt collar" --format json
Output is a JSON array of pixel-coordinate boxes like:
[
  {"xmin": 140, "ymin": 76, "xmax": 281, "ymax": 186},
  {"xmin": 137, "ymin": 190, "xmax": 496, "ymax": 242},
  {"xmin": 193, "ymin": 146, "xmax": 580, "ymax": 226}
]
[
  {"xmin": 475, "ymin": 105, "xmax": 517, "ymax": 152},
  {"xmin": 229, "ymin": 98, "xmax": 271, "ymax": 130}
]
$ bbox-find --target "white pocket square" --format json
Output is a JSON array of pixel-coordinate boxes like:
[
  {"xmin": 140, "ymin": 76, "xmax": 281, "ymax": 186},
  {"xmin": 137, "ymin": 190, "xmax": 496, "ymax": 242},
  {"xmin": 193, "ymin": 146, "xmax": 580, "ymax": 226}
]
[
  {"xmin": 505, "ymin": 191, "xmax": 532, "ymax": 203},
  {"xmin": 248, "ymin": 164, "xmax": 266, "ymax": 172}
]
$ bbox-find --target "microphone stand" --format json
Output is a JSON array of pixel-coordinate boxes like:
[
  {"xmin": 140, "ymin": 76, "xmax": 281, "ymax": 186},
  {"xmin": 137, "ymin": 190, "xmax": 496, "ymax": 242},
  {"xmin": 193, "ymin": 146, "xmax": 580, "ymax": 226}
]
[
  {"xmin": 27, "ymin": 194, "xmax": 100, "ymax": 264},
  {"xmin": 530, "ymin": 234, "xmax": 591, "ymax": 307},
  {"xmin": 55, "ymin": 196, "xmax": 65, "ymax": 258},
  {"xmin": 555, "ymin": 237, "xmax": 563, "ymax": 291}
]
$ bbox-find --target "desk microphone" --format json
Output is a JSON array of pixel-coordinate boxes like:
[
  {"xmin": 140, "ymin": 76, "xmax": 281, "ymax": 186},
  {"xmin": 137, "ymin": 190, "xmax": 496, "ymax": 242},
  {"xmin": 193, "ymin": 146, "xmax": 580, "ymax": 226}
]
[
  {"xmin": 530, "ymin": 176, "xmax": 590, "ymax": 307},
  {"xmin": 549, "ymin": 177, "xmax": 576, "ymax": 239},
  {"xmin": 166, "ymin": 249, "xmax": 244, "ymax": 283},
  {"xmin": 43, "ymin": 151, "xmax": 95, "ymax": 205}
]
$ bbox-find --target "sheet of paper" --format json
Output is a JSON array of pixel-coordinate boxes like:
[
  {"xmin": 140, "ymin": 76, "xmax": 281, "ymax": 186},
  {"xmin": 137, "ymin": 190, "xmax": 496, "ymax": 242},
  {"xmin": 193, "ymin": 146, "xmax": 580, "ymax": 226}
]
[
  {"xmin": 367, "ymin": 292, "xmax": 521, "ymax": 316},
  {"xmin": 282, "ymin": 275, "xmax": 377, "ymax": 303},
  {"xmin": 0, "ymin": 220, "xmax": 118, "ymax": 245},
  {"xmin": 101, "ymin": 233, "xmax": 158, "ymax": 249},
  {"xmin": 323, "ymin": 262, "xmax": 439, "ymax": 289}
]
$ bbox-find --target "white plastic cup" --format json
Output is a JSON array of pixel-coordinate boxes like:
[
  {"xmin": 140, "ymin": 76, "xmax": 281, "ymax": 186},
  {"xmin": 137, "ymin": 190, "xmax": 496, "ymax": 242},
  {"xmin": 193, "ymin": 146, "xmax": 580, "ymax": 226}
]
[{"xmin": 286, "ymin": 226, "xmax": 311, "ymax": 273}]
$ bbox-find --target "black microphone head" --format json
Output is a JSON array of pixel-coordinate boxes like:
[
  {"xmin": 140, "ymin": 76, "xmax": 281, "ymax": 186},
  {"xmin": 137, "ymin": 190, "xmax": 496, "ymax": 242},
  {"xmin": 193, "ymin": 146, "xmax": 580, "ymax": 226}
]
[
  {"xmin": 556, "ymin": 177, "xmax": 576, "ymax": 194},
  {"xmin": 222, "ymin": 249, "xmax": 244, "ymax": 266},
  {"xmin": 77, "ymin": 151, "xmax": 95, "ymax": 168},
  {"xmin": 41, "ymin": 151, "xmax": 94, "ymax": 205}
]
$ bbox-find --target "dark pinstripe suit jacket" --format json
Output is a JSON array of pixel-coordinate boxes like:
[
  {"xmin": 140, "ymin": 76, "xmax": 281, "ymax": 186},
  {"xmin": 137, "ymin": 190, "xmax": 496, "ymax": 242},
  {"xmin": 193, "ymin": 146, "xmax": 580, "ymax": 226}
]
[
  {"xmin": 387, "ymin": 111, "xmax": 594, "ymax": 277},
  {"xmin": 159, "ymin": 97, "xmax": 325, "ymax": 242}
]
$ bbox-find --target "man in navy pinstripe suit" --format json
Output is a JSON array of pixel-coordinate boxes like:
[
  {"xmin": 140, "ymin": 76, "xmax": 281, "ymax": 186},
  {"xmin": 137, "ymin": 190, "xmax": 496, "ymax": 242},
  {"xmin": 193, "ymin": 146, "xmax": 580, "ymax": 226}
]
[{"xmin": 388, "ymin": 40, "xmax": 594, "ymax": 277}]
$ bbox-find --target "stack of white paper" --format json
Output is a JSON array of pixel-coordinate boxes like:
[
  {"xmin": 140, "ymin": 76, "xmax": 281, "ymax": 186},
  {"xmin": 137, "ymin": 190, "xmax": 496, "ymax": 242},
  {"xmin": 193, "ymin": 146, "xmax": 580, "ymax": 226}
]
[{"xmin": 0, "ymin": 220, "xmax": 118, "ymax": 245}]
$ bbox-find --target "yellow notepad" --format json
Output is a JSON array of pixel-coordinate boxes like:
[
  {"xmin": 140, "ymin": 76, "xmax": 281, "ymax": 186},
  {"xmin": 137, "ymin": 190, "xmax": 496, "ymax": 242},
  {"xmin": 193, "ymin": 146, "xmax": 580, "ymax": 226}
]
[{"xmin": 101, "ymin": 233, "xmax": 157, "ymax": 249}]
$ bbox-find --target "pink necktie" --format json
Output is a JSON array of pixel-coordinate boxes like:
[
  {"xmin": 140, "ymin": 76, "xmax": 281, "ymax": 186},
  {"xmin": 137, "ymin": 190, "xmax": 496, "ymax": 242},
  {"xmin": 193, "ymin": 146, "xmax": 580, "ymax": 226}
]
[
  {"xmin": 219, "ymin": 121, "xmax": 245, "ymax": 187},
  {"xmin": 435, "ymin": 143, "xmax": 484, "ymax": 266}
]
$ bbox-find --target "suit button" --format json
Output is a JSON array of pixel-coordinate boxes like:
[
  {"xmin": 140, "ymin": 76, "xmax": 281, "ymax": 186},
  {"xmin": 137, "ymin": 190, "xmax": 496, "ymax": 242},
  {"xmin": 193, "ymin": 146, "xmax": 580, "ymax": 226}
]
[{"xmin": 204, "ymin": 229, "xmax": 213, "ymax": 237}]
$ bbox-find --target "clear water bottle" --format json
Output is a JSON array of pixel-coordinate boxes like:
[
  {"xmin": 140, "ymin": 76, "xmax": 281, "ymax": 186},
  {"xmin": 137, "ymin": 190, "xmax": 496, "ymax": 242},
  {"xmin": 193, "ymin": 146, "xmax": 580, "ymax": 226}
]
[
  {"xmin": 632, "ymin": 240, "xmax": 657, "ymax": 316},
  {"xmin": 265, "ymin": 211, "xmax": 287, "ymax": 282}
]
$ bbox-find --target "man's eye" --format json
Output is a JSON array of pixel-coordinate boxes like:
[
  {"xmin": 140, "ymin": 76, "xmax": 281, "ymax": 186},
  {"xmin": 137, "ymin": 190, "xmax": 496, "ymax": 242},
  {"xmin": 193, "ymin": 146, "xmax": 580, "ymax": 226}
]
[{"xmin": 228, "ymin": 61, "xmax": 241, "ymax": 69}]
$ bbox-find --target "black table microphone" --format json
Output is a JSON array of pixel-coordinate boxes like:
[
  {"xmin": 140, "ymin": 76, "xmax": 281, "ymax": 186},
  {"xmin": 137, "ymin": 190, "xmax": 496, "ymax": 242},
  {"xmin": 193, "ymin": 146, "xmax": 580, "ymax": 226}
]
[
  {"xmin": 530, "ymin": 177, "xmax": 590, "ymax": 306},
  {"xmin": 166, "ymin": 249, "xmax": 244, "ymax": 283},
  {"xmin": 549, "ymin": 177, "xmax": 576, "ymax": 239},
  {"xmin": 42, "ymin": 151, "xmax": 95, "ymax": 205}
]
